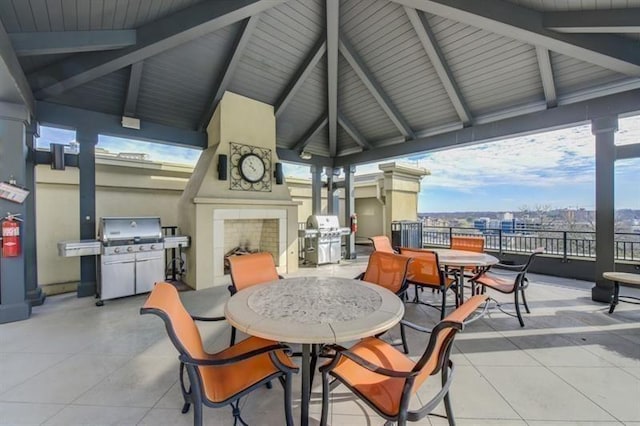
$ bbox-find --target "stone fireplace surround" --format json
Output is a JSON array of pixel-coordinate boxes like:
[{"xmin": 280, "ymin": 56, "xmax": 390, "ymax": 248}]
[{"xmin": 214, "ymin": 209, "xmax": 287, "ymax": 279}]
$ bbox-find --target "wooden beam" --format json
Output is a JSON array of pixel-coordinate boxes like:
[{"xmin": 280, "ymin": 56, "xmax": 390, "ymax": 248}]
[
  {"xmin": 292, "ymin": 115, "xmax": 328, "ymax": 152},
  {"xmin": 326, "ymin": 0, "xmax": 339, "ymax": 157},
  {"xmin": 544, "ymin": 9, "xmax": 640, "ymax": 33},
  {"xmin": 10, "ymin": 30, "xmax": 136, "ymax": 56},
  {"xmin": 536, "ymin": 47, "xmax": 557, "ymax": 108},
  {"xmin": 123, "ymin": 61, "xmax": 144, "ymax": 116},
  {"xmin": 338, "ymin": 113, "xmax": 371, "ymax": 149}
]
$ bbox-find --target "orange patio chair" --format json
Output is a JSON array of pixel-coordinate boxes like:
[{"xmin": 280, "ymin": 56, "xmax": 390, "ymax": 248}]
[
  {"xmin": 319, "ymin": 294, "xmax": 490, "ymax": 426},
  {"xmin": 369, "ymin": 235, "xmax": 397, "ymax": 253},
  {"xmin": 450, "ymin": 235, "xmax": 486, "ymax": 278},
  {"xmin": 228, "ymin": 252, "xmax": 282, "ymax": 345},
  {"xmin": 398, "ymin": 247, "xmax": 457, "ymax": 319},
  {"xmin": 140, "ymin": 283, "xmax": 298, "ymax": 426},
  {"xmin": 470, "ymin": 248, "xmax": 543, "ymax": 327},
  {"xmin": 357, "ymin": 251, "xmax": 412, "ymax": 353}
]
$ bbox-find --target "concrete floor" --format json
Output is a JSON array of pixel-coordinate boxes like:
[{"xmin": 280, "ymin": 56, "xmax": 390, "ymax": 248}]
[{"xmin": 1, "ymin": 258, "xmax": 639, "ymax": 425}]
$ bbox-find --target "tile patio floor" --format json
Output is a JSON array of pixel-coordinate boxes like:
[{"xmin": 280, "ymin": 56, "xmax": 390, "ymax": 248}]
[{"xmin": 1, "ymin": 257, "xmax": 639, "ymax": 425}]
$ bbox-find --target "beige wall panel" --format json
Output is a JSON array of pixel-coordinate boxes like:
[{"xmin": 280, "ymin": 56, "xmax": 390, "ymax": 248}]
[
  {"xmin": 355, "ymin": 197, "xmax": 384, "ymax": 240},
  {"xmin": 36, "ymin": 182, "xmax": 80, "ymax": 285},
  {"xmin": 96, "ymin": 187, "xmax": 182, "ymax": 227}
]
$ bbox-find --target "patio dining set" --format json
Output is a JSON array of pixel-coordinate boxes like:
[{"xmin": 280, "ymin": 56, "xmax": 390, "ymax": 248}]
[{"xmin": 139, "ymin": 236, "xmax": 549, "ymax": 426}]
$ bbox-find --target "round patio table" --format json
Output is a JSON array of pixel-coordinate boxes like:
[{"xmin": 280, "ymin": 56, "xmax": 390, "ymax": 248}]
[
  {"xmin": 430, "ymin": 248, "xmax": 499, "ymax": 302},
  {"xmin": 602, "ymin": 272, "xmax": 640, "ymax": 314},
  {"xmin": 224, "ymin": 276, "xmax": 405, "ymax": 426}
]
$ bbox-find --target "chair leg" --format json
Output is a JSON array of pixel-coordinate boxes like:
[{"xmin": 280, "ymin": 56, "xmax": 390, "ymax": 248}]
[
  {"xmin": 230, "ymin": 326, "xmax": 237, "ymax": 346},
  {"xmin": 193, "ymin": 400, "xmax": 203, "ymax": 426},
  {"xmin": 440, "ymin": 286, "xmax": 447, "ymax": 320},
  {"xmin": 320, "ymin": 371, "xmax": 330, "ymax": 426},
  {"xmin": 521, "ymin": 287, "xmax": 531, "ymax": 314},
  {"xmin": 609, "ymin": 282, "xmax": 620, "ymax": 314},
  {"xmin": 179, "ymin": 363, "xmax": 191, "ymax": 414},
  {"xmin": 514, "ymin": 288, "xmax": 525, "ymax": 327},
  {"xmin": 414, "ymin": 285, "xmax": 420, "ymax": 303},
  {"xmin": 400, "ymin": 323, "xmax": 409, "ymax": 354},
  {"xmin": 309, "ymin": 344, "xmax": 319, "ymax": 390},
  {"xmin": 284, "ymin": 373, "xmax": 294, "ymax": 426},
  {"xmin": 442, "ymin": 366, "xmax": 455, "ymax": 426},
  {"xmin": 231, "ymin": 400, "xmax": 248, "ymax": 426}
]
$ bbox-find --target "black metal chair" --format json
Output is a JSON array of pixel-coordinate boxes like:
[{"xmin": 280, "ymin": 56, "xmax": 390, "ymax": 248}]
[
  {"xmin": 470, "ymin": 248, "xmax": 543, "ymax": 327},
  {"xmin": 140, "ymin": 282, "xmax": 298, "ymax": 426}
]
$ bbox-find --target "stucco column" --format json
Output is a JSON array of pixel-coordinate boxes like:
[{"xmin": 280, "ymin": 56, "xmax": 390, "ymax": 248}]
[
  {"xmin": 378, "ymin": 162, "xmax": 429, "ymax": 238},
  {"xmin": 76, "ymin": 127, "xmax": 98, "ymax": 297},
  {"xmin": 343, "ymin": 165, "xmax": 356, "ymax": 259},
  {"xmin": 0, "ymin": 104, "xmax": 32, "ymax": 323},
  {"xmin": 310, "ymin": 165, "xmax": 322, "ymax": 215},
  {"xmin": 24, "ymin": 121, "xmax": 45, "ymax": 306},
  {"xmin": 591, "ymin": 116, "xmax": 618, "ymax": 303}
]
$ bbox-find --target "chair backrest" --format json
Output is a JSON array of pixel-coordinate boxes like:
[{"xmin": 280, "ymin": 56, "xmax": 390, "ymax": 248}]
[
  {"xmin": 450, "ymin": 236, "xmax": 485, "ymax": 253},
  {"xmin": 412, "ymin": 294, "xmax": 489, "ymax": 390},
  {"xmin": 228, "ymin": 252, "xmax": 280, "ymax": 292},
  {"xmin": 140, "ymin": 282, "xmax": 206, "ymax": 359},
  {"xmin": 361, "ymin": 251, "xmax": 411, "ymax": 294},
  {"xmin": 398, "ymin": 247, "xmax": 444, "ymax": 287},
  {"xmin": 368, "ymin": 235, "xmax": 396, "ymax": 253}
]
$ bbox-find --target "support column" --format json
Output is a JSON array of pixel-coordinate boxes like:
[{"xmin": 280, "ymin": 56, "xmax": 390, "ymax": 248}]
[
  {"xmin": 76, "ymin": 127, "xmax": 98, "ymax": 298},
  {"xmin": 24, "ymin": 121, "xmax": 45, "ymax": 306},
  {"xmin": 343, "ymin": 165, "xmax": 356, "ymax": 259},
  {"xmin": 0, "ymin": 104, "xmax": 31, "ymax": 323},
  {"xmin": 311, "ymin": 165, "xmax": 322, "ymax": 215},
  {"xmin": 591, "ymin": 116, "xmax": 618, "ymax": 303},
  {"xmin": 326, "ymin": 167, "xmax": 339, "ymax": 215}
]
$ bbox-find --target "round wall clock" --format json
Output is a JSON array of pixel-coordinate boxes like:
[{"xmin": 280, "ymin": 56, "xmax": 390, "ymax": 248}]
[{"xmin": 239, "ymin": 153, "xmax": 266, "ymax": 183}]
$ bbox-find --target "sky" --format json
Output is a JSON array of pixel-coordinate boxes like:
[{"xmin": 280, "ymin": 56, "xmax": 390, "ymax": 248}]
[{"xmin": 37, "ymin": 115, "xmax": 639, "ymax": 213}]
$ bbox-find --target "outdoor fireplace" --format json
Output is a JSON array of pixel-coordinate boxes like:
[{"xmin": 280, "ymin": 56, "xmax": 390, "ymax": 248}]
[{"xmin": 177, "ymin": 92, "xmax": 299, "ymax": 290}]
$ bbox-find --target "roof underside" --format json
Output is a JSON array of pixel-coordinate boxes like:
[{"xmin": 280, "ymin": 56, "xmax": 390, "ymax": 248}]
[{"xmin": 3, "ymin": 0, "xmax": 640, "ymax": 164}]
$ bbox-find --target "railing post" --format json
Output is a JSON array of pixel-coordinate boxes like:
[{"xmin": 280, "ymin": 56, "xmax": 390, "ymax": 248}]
[
  {"xmin": 448, "ymin": 227, "xmax": 453, "ymax": 248},
  {"xmin": 563, "ymin": 231, "xmax": 568, "ymax": 263},
  {"xmin": 498, "ymin": 229, "xmax": 503, "ymax": 256}
]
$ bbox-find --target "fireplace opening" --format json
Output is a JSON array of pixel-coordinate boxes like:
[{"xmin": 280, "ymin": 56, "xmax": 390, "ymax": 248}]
[{"xmin": 222, "ymin": 218, "xmax": 279, "ymax": 275}]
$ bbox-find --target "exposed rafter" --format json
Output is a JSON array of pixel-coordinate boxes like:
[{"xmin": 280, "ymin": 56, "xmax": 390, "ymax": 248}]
[
  {"xmin": 198, "ymin": 15, "xmax": 260, "ymax": 130},
  {"xmin": 275, "ymin": 38, "xmax": 326, "ymax": 118},
  {"xmin": 28, "ymin": 0, "xmax": 285, "ymax": 99},
  {"xmin": 326, "ymin": 0, "xmax": 339, "ymax": 157},
  {"xmin": 123, "ymin": 62, "xmax": 144, "ymax": 117},
  {"xmin": 339, "ymin": 36, "xmax": 415, "ymax": 140},
  {"xmin": 544, "ymin": 9, "xmax": 640, "ymax": 33},
  {"xmin": 338, "ymin": 113, "xmax": 371, "ymax": 150},
  {"xmin": 404, "ymin": 7, "xmax": 471, "ymax": 125},
  {"xmin": 392, "ymin": 0, "xmax": 640, "ymax": 77},
  {"xmin": 10, "ymin": 30, "xmax": 136, "ymax": 56},
  {"xmin": 335, "ymin": 89, "xmax": 640, "ymax": 167},
  {"xmin": 535, "ymin": 47, "xmax": 557, "ymax": 108},
  {"xmin": 0, "ymin": 19, "xmax": 34, "ymax": 114},
  {"xmin": 292, "ymin": 115, "xmax": 328, "ymax": 152}
]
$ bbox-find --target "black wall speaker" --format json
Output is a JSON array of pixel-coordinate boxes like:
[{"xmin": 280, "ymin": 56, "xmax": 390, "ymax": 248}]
[
  {"xmin": 274, "ymin": 162, "xmax": 283, "ymax": 185},
  {"xmin": 51, "ymin": 143, "xmax": 66, "ymax": 170},
  {"xmin": 217, "ymin": 154, "xmax": 227, "ymax": 180}
]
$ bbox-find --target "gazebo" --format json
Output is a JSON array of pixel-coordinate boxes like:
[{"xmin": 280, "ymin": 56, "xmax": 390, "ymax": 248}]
[{"xmin": 0, "ymin": 0, "xmax": 639, "ymax": 323}]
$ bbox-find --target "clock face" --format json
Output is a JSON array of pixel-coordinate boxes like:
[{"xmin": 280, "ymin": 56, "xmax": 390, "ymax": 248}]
[{"xmin": 239, "ymin": 153, "xmax": 266, "ymax": 183}]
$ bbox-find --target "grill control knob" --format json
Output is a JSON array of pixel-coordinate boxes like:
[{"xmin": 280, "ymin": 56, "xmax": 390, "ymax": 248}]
[
  {"xmin": 151, "ymin": 245, "xmax": 157, "ymax": 250},
  {"xmin": 127, "ymin": 247, "xmax": 133, "ymax": 253},
  {"xmin": 114, "ymin": 247, "xmax": 120, "ymax": 254},
  {"xmin": 139, "ymin": 245, "xmax": 145, "ymax": 251}
]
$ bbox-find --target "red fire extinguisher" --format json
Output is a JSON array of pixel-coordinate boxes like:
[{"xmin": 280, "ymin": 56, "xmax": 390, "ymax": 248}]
[
  {"xmin": 350, "ymin": 213, "xmax": 358, "ymax": 234},
  {"xmin": 2, "ymin": 213, "xmax": 22, "ymax": 258}
]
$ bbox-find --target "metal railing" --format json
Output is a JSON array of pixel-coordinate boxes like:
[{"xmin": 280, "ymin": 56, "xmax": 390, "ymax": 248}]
[{"xmin": 422, "ymin": 226, "xmax": 640, "ymax": 261}]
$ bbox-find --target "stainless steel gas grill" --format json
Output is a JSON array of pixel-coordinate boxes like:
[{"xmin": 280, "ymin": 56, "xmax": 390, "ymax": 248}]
[
  {"xmin": 300, "ymin": 215, "xmax": 351, "ymax": 265},
  {"xmin": 58, "ymin": 217, "xmax": 190, "ymax": 305}
]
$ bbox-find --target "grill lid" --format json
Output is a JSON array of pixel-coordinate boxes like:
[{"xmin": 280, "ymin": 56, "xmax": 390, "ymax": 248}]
[
  {"xmin": 99, "ymin": 217, "xmax": 163, "ymax": 246},
  {"xmin": 306, "ymin": 215, "xmax": 341, "ymax": 230}
]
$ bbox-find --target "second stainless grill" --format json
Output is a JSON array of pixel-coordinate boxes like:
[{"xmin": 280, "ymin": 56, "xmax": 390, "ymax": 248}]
[{"xmin": 301, "ymin": 215, "xmax": 350, "ymax": 265}]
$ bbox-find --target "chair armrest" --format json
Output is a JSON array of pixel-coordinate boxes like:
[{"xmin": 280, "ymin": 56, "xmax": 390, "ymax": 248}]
[
  {"xmin": 354, "ymin": 272, "xmax": 364, "ymax": 280},
  {"xmin": 191, "ymin": 315, "xmax": 226, "ymax": 322},
  {"xmin": 323, "ymin": 344, "xmax": 417, "ymax": 378},
  {"xmin": 278, "ymin": 275, "xmax": 284, "ymax": 279},
  {"xmin": 179, "ymin": 343, "xmax": 292, "ymax": 366},
  {"xmin": 399, "ymin": 319, "xmax": 432, "ymax": 334},
  {"xmin": 227, "ymin": 285, "xmax": 237, "ymax": 296}
]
